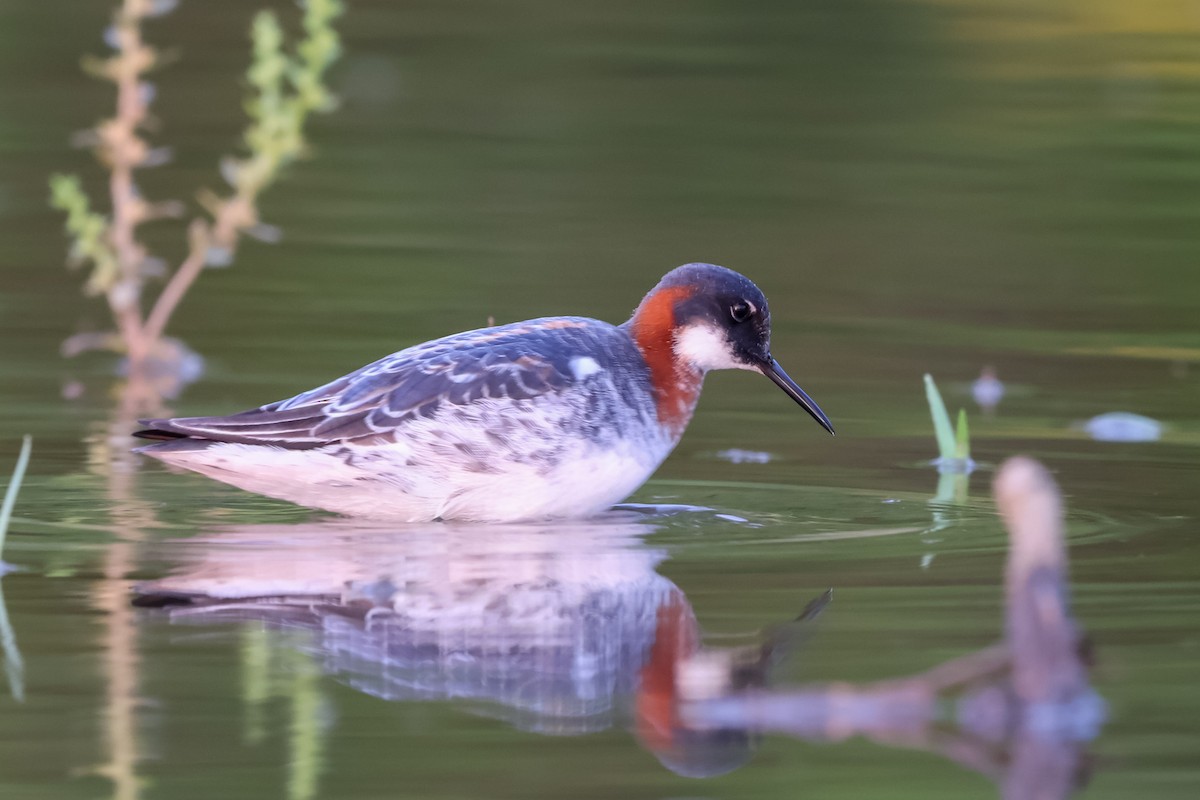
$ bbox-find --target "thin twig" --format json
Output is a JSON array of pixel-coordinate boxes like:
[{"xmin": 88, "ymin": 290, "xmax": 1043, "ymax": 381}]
[{"xmin": 141, "ymin": 219, "xmax": 210, "ymax": 346}]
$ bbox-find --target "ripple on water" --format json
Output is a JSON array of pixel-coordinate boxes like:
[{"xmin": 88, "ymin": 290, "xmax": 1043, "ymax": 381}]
[{"xmin": 637, "ymin": 478, "xmax": 1140, "ymax": 556}]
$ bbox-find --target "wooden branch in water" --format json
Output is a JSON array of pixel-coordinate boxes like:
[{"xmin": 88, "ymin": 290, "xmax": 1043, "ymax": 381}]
[
  {"xmin": 683, "ymin": 456, "xmax": 1104, "ymax": 790},
  {"xmin": 994, "ymin": 456, "xmax": 1086, "ymax": 709}
]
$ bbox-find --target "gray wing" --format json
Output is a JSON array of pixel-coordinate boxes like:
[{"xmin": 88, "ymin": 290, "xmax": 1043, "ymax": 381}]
[{"xmin": 137, "ymin": 318, "xmax": 637, "ymax": 449}]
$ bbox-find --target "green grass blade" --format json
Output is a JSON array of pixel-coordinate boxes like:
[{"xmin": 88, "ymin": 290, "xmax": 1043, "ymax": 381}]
[
  {"xmin": 955, "ymin": 408, "xmax": 971, "ymax": 462},
  {"xmin": 923, "ymin": 375, "xmax": 956, "ymax": 461},
  {"xmin": 0, "ymin": 435, "xmax": 33, "ymax": 561}
]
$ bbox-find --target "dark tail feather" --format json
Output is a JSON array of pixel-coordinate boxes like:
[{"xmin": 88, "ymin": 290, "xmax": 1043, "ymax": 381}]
[
  {"xmin": 131, "ymin": 590, "xmax": 198, "ymax": 608},
  {"xmin": 132, "ymin": 427, "xmax": 191, "ymax": 441}
]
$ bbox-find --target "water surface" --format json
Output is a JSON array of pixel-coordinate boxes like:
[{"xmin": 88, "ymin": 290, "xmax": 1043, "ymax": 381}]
[{"xmin": 1, "ymin": 1, "xmax": 1199, "ymax": 798}]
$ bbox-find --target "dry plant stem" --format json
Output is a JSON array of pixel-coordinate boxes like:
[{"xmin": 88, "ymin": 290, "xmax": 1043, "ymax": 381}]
[
  {"xmin": 141, "ymin": 219, "xmax": 209, "ymax": 346},
  {"xmin": 108, "ymin": 0, "xmax": 153, "ymax": 364},
  {"xmin": 54, "ymin": 0, "xmax": 342, "ymax": 377},
  {"xmin": 134, "ymin": 1, "xmax": 341, "ymax": 354},
  {"xmin": 142, "ymin": 191, "xmax": 258, "ymax": 346}
]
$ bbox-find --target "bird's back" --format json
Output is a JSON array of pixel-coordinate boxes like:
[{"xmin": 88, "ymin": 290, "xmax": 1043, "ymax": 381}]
[
  {"xmin": 139, "ymin": 316, "xmax": 657, "ymax": 447},
  {"xmin": 137, "ymin": 316, "xmax": 677, "ymax": 521}
]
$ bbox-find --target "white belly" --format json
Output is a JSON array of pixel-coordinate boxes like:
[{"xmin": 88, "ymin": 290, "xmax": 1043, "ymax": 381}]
[{"xmin": 146, "ymin": 434, "xmax": 673, "ymax": 522}]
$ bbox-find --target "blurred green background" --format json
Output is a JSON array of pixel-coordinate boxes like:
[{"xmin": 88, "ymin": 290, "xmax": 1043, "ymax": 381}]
[{"xmin": 1, "ymin": 1, "xmax": 1198, "ymax": 798}]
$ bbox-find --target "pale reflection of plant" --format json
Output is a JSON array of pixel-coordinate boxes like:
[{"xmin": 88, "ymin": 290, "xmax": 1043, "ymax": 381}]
[
  {"xmin": 685, "ymin": 458, "xmax": 1106, "ymax": 800},
  {"xmin": 135, "ymin": 518, "xmax": 830, "ymax": 780},
  {"xmin": 240, "ymin": 627, "xmax": 272, "ymax": 745},
  {"xmin": 236, "ymin": 627, "xmax": 326, "ymax": 800},
  {"xmin": 93, "ymin": 545, "xmax": 142, "ymax": 800},
  {"xmin": 81, "ymin": 387, "xmax": 173, "ymax": 800},
  {"xmin": 48, "ymin": 0, "xmax": 343, "ymax": 390},
  {"xmin": 0, "ymin": 584, "xmax": 22, "ymax": 704},
  {"xmin": 70, "ymin": 353, "xmax": 174, "ymax": 800},
  {"xmin": 288, "ymin": 651, "xmax": 324, "ymax": 800},
  {"xmin": 0, "ymin": 436, "xmax": 32, "ymax": 702},
  {"xmin": 72, "ymin": 304, "xmax": 223, "ymax": 800}
]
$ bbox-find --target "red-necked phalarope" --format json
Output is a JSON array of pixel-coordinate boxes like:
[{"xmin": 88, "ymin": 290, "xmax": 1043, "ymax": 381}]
[{"xmin": 135, "ymin": 262, "xmax": 835, "ymax": 521}]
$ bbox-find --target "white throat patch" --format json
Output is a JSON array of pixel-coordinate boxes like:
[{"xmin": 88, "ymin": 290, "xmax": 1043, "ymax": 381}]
[{"xmin": 674, "ymin": 323, "xmax": 753, "ymax": 372}]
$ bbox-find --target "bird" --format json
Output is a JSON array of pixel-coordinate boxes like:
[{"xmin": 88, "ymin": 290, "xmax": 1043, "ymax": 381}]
[{"xmin": 135, "ymin": 262, "xmax": 834, "ymax": 522}]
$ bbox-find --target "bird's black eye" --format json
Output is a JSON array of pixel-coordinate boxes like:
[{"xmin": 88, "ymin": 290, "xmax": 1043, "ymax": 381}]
[{"xmin": 730, "ymin": 300, "xmax": 754, "ymax": 323}]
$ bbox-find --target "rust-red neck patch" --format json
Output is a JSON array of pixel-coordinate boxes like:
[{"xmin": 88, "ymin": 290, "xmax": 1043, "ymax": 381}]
[
  {"xmin": 629, "ymin": 285, "xmax": 703, "ymax": 435},
  {"xmin": 634, "ymin": 590, "xmax": 697, "ymax": 755}
]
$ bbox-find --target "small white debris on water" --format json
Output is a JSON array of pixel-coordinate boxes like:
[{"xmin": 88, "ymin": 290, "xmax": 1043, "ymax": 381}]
[
  {"xmin": 715, "ymin": 448, "xmax": 773, "ymax": 464},
  {"xmin": 920, "ymin": 553, "xmax": 935, "ymax": 570},
  {"xmin": 569, "ymin": 356, "xmax": 603, "ymax": 380},
  {"xmin": 1084, "ymin": 412, "xmax": 1162, "ymax": 442},
  {"xmin": 972, "ymin": 366, "xmax": 1005, "ymax": 413}
]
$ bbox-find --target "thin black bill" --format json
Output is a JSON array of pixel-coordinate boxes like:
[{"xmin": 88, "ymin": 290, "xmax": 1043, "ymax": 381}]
[{"xmin": 760, "ymin": 358, "xmax": 835, "ymax": 435}]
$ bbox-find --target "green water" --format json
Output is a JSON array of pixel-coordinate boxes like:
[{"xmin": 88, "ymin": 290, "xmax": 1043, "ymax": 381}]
[{"xmin": 2, "ymin": 0, "xmax": 1199, "ymax": 797}]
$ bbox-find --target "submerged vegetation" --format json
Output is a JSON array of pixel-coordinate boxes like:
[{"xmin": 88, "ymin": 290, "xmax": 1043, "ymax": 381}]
[{"xmin": 49, "ymin": 0, "xmax": 343, "ymax": 376}]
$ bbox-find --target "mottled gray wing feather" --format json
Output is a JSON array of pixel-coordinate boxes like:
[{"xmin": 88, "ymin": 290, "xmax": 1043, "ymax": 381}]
[{"xmin": 138, "ymin": 318, "xmax": 624, "ymax": 449}]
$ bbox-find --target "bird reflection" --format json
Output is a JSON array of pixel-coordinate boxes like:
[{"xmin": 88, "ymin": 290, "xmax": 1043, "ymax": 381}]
[
  {"xmin": 132, "ymin": 459, "xmax": 1100, "ymax": 797},
  {"xmin": 135, "ymin": 515, "xmax": 818, "ymax": 778}
]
